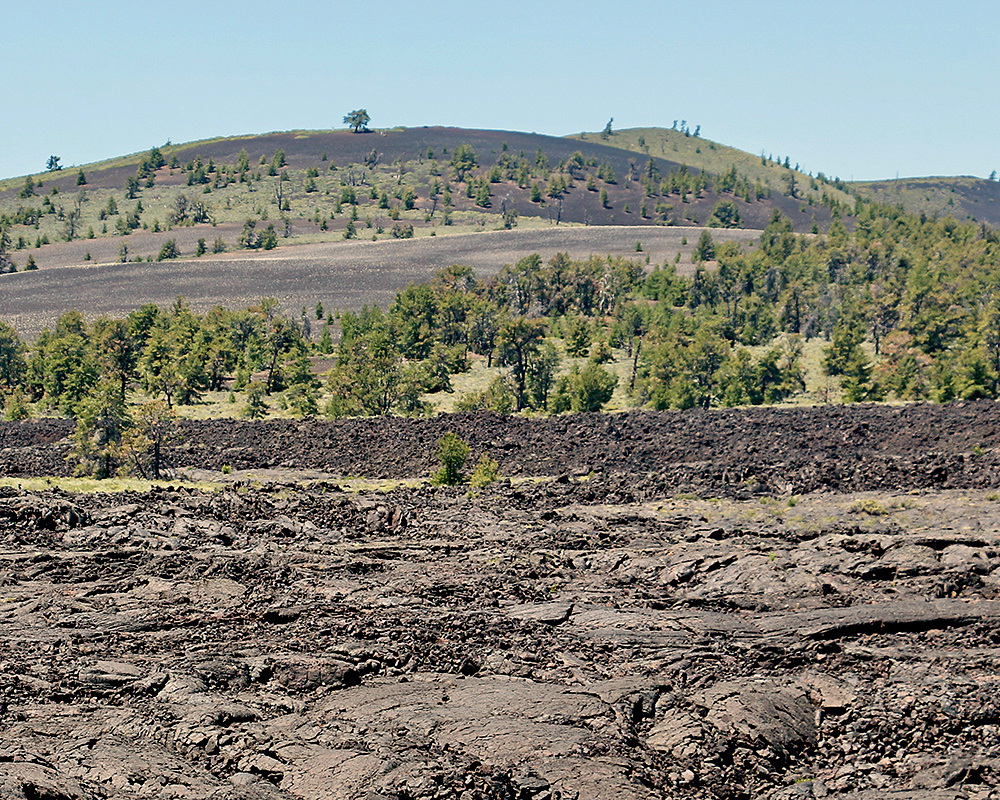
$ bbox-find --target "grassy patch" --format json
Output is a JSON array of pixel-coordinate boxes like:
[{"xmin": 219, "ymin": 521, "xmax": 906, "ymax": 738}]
[
  {"xmin": 0, "ymin": 476, "xmax": 209, "ymax": 494},
  {"xmin": 849, "ymin": 497, "xmax": 888, "ymax": 516}
]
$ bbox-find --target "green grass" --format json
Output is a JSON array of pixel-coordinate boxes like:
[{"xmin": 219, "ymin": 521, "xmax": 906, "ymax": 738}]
[
  {"xmin": 0, "ymin": 475, "xmax": 208, "ymax": 494},
  {"xmin": 428, "ymin": 355, "xmax": 502, "ymax": 414}
]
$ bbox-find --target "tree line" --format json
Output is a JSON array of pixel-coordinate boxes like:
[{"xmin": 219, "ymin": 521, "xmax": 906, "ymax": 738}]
[{"xmin": 1, "ymin": 196, "xmax": 1000, "ymax": 476}]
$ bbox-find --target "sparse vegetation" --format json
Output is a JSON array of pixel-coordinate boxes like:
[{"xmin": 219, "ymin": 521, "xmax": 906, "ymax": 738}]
[
  {"xmin": 0, "ymin": 124, "xmax": 999, "ymax": 438},
  {"xmin": 850, "ymin": 498, "xmax": 888, "ymax": 516},
  {"xmin": 469, "ymin": 452, "xmax": 500, "ymax": 487},
  {"xmin": 0, "ymin": 125, "xmax": 866, "ymax": 275}
]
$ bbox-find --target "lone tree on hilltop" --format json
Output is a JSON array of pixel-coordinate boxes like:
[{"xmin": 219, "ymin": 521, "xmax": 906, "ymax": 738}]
[
  {"xmin": 344, "ymin": 109, "xmax": 371, "ymax": 133},
  {"xmin": 46, "ymin": 155, "xmax": 62, "ymax": 171}
]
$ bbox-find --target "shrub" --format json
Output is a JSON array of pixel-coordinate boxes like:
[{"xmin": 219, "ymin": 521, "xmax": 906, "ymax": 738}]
[
  {"xmin": 239, "ymin": 219, "xmax": 261, "ymax": 249},
  {"xmin": 3, "ymin": 388, "xmax": 31, "ymax": 420},
  {"xmin": 550, "ymin": 362, "xmax": 618, "ymax": 413},
  {"xmin": 589, "ymin": 339, "xmax": 614, "ymax": 364},
  {"xmin": 260, "ymin": 224, "xmax": 278, "ymax": 250},
  {"xmin": 430, "ymin": 432, "xmax": 470, "ymax": 485},
  {"xmin": 242, "ymin": 381, "xmax": 268, "ymax": 419},
  {"xmin": 284, "ymin": 383, "xmax": 318, "ymax": 417},
  {"xmin": 469, "ymin": 453, "xmax": 499, "ymax": 488},
  {"xmin": 157, "ymin": 239, "xmax": 180, "ymax": 261},
  {"xmin": 849, "ymin": 498, "xmax": 887, "ymax": 516},
  {"xmin": 563, "ymin": 314, "xmax": 592, "ymax": 357},
  {"xmin": 454, "ymin": 376, "xmax": 514, "ymax": 414},
  {"xmin": 708, "ymin": 199, "xmax": 741, "ymax": 228}
]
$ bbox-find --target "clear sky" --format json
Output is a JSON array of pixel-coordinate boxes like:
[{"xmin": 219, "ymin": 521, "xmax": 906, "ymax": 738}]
[{"xmin": 3, "ymin": 0, "xmax": 996, "ymax": 182}]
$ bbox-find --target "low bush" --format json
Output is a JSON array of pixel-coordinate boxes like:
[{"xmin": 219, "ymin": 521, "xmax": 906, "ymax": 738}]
[
  {"xmin": 469, "ymin": 453, "xmax": 499, "ymax": 488},
  {"xmin": 430, "ymin": 432, "xmax": 469, "ymax": 485}
]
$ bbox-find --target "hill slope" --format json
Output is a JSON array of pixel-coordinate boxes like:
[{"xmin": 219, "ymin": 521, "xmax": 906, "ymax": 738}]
[
  {"xmin": 577, "ymin": 127, "xmax": 1000, "ymax": 229},
  {"xmin": 851, "ymin": 174, "xmax": 1000, "ymax": 228},
  {"xmin": 0, "ymin": 225, "xmax": 760, "ymax": 339},
  {"xmin": 0, "ymin": 126, "xmax": 846, "ymax": 275},
  {"xmin": 568, "ymin": 126, "xmax": 857, "ymax": 208}
]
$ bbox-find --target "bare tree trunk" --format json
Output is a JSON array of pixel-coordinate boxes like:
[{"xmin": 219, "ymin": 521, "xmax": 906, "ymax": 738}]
[{"xmin": 629, "ymin": 338, "xmax": 642, "ymax": 393}]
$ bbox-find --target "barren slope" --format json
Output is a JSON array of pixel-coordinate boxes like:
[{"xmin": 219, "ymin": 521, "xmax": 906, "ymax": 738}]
[
  {"xmin": 2, "ymin": 402, "xmax": 1000, "ymax": 799},
  {"xmin": 0, "ymin": 226, "xmax": 758, "ymax": 338}
]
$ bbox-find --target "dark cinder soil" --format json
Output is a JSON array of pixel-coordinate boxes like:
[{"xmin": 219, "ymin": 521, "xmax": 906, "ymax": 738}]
[
  {"xmin": 3, "ymin": 401, "xmax": 999, "ymax": 493},
  {"xmin": 2, "ymin": 402, "xmax": 1000, "ymax": 799},
  {"xmin": 0, "ymin": 226, "xmax": 755, "ymax": 340}
]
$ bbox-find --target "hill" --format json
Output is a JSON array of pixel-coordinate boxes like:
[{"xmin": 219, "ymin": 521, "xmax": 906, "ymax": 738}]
[
  {"xmin": 851, "ymin": 174, "xmax": 1000, "ymax": 228},
  {"xmin": 580, "ymin": 126, "xmax": 1000, "ymax": 229},
  {"xmin": 567, "ymin": 125, "xmax": 857, "ymax": 208},
  {"xmin": 0, "ymin": 126, "xmax": 848, "ymax": 277}
]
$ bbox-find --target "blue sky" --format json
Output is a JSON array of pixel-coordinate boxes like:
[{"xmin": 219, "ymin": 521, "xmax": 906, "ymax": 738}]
[{"xmin": 3, "ymin": 0, "xmax": 996, "ymax": 182}]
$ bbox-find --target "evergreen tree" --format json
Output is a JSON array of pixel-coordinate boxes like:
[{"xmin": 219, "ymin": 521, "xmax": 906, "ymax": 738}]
[
  {"xmin": 551, "ymin": 362, "xmax": 618, "ymax": 413},
  {"xmin": 693, "ymin": 229, "xmax": 716, "ymax": 262},
  {"xmin": 0, "ymin": 320, "xmax": 26, "ymax": 395},
  {"xmin": 242, "ymin": 381, "xmax": 268, "ymax": 419},
  {"xmin": 430, "ymin": 432, "xmax": 470, "ymax": 485},
  {"xmin": 497, "ymin": 316, "xmax": 546, "ymax": 411},
  {"xmin": 70, "ymin": 380, "xmax": 130, "ymax": 478}
]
